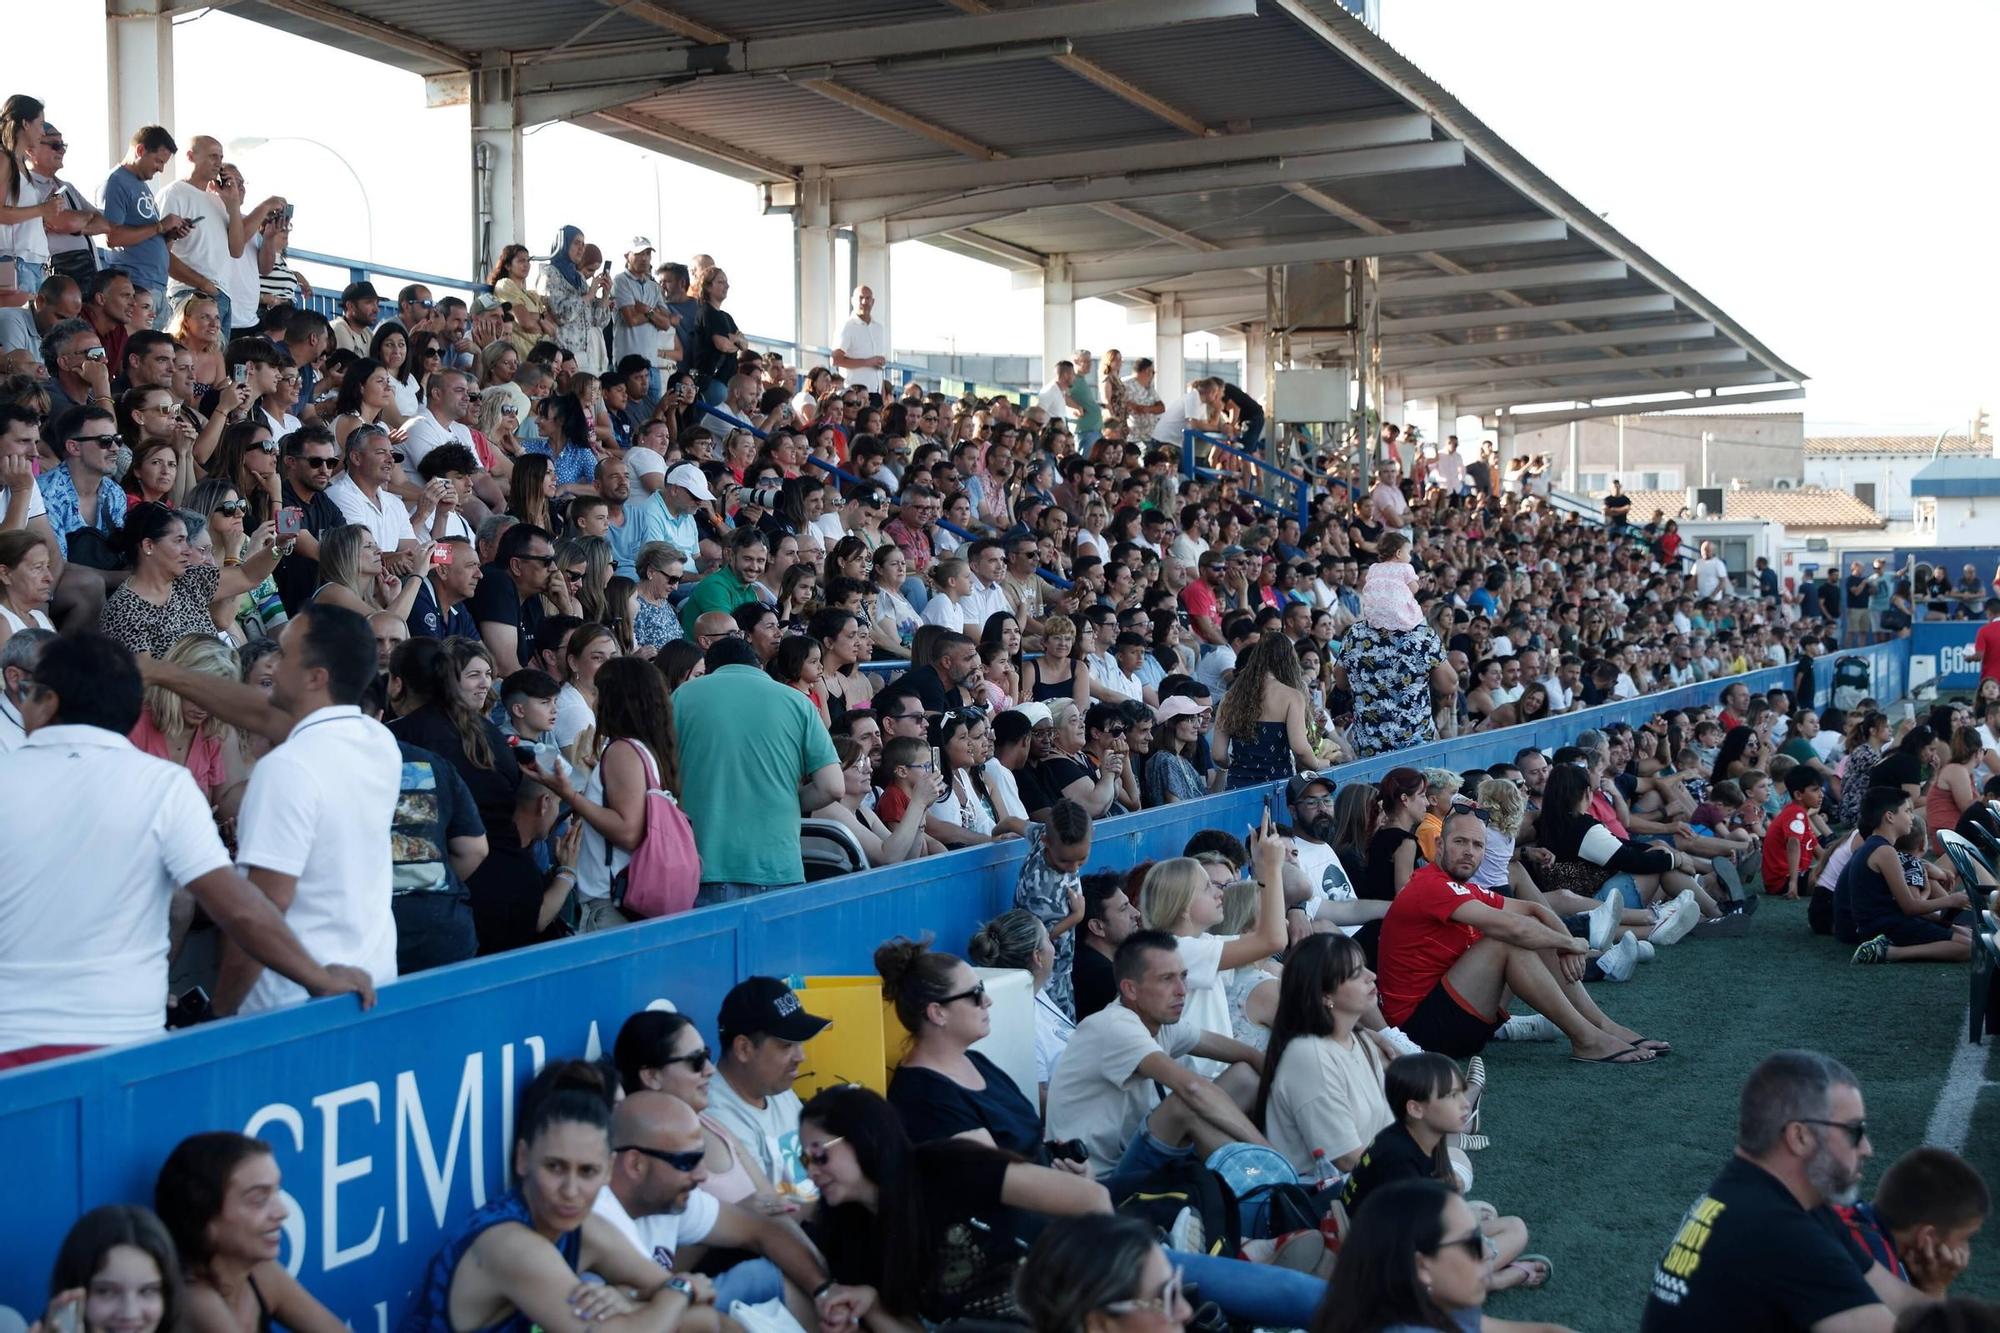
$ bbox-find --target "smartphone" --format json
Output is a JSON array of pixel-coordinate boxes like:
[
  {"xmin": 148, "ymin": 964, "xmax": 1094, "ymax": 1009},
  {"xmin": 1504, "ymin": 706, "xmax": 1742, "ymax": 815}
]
[
  {"xmin": 232, "ymin": 362, "xmax": 249, "ymax": 386},
  {"xmin": 282, "ymin": 203, "xmax": 295, "ymax": 223},
  {"xmin": 276, "ymin": 506, "xmax": 303, "ymax": 537},
  {"xmin": 931, "ymin": 745, "xmax": 944, "ymax": 776},
  {"xmin": 429, "ymin": 544, "xmax": 452, "ymax": 567}
]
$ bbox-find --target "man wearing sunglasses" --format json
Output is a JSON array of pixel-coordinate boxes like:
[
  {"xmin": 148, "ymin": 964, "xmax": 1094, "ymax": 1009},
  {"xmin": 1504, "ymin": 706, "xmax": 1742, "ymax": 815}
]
[
  {"xmin": 274, "ymin": 425, "xmax": 344, "ymax": 614},
  {"xmin": 597, "ymin": 1091, "xmax": 828, "ymax": 1318},
  {"xmin": 1642, "ymin": 1049, "xmax": 1910, "ymax": 1331}
]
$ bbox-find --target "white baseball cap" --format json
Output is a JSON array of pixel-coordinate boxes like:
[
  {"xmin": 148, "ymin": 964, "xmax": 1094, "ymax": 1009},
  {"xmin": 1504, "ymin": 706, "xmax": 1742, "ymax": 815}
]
[
  {"xmin": 626, "ymin": 236, "xmax": 656, "ymax": 255},
  {"xmin": 625, "ymin": 446, "xmax": 668, "ymax": 479},
  {"xmin": 665, "ymin": 463, "xmax": 714, "ymax": 502},
  {"xmin": 1009, "ymin": 702, "xmax": 1053, "ymax": 728}
]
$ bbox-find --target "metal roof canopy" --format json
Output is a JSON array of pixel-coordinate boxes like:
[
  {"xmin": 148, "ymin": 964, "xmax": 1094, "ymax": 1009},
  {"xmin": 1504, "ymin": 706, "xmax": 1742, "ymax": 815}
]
[{"xmin": 225, "ymin": 0, "xmax": 1804, "ymax": 416}]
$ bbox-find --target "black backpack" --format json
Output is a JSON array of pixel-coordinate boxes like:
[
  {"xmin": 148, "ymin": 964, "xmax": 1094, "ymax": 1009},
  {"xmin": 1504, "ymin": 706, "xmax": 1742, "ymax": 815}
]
[{"xmin": 1114, "ymin": 1155, "xmax": 1240, "ymax": 1258}]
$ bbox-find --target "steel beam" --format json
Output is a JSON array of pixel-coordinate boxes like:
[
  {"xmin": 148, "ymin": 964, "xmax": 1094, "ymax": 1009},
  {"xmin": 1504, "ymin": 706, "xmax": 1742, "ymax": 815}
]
[
  {"xmin": 1401, "ymin": 347, "xmax": 1747, "ymax": 392},
  {"xmin": 1455, "ymin": 370, "xmax": 1781, "ymax": 412},
  {"xmin": 1378, "ymin": 260, "xmax": 1626, "ymax": 301},
  {"xmin": 1380, "ymin": 295, "xmax": 1675, "ymax": 337},
  {"xmin": 1381, "ymin": 322, "xmax": 1716, "ymax": 368},
  {"xmin": 1068, "ymin": 218, "xmax": 1563, "ymax": 286},
  {"xmin": 1487, "ymin": 386, "xmax": 1806, "ymax": 429},
  {"xmin": 824, "ymin": 114, "xmax": 1430, "ymax": 201},
  {"xmin": 839, "ymin": 140, "xmax": 1464, "ymax": 225},
  {"xmin": 251, "ymin": 0, "xmax": 470, "ymax": 69}
]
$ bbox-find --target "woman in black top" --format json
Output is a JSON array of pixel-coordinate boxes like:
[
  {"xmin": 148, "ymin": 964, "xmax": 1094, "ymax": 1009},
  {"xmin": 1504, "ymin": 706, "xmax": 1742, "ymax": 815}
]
[
  {"xmin": 801, "ymin": 1086, "xmax": 1108, "ymax": 1330},
  {"xmin": 1359, "ymin": 767, "xmax": 1428, "ymax": 901},
  {"xmin": 1870, "ymin": 724, "xmax": 1934, "ymax": 799},
  {"xmin": 387, "ymin": 636, "xmax": 522, "ymax": 851},
  {"xmin": 690, "ymin": 267, "xmax": 744, "ymax": 402}
]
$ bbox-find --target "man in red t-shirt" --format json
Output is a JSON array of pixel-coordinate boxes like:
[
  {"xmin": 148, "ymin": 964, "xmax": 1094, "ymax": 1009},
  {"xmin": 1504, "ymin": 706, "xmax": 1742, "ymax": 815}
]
[
  {"xmin": 1180, "ymin": 551, "xmax": 1226, "ymax": 644},
  {"xmin": 1376, "ymin": 810, "xmax": 1660, "ymax": 1063},
  {"xmin": 1761, "ymin": 768, "xmax": 1825, "ymax": 898},
  {"xmin": 1969, "ymin": 600, "xmax": 2000, "ymax": 688}
]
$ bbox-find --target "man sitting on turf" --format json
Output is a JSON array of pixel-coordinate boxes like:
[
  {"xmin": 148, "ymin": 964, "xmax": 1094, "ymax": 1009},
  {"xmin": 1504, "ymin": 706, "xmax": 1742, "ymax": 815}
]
[
  {"xmin": 1837, "ymin": 1146, "xmax": 1989, "ymax": 1298},
  {"xmin": 1837, "ymin": 787, "xmax": 1973, "ymax": 965},
  {"xmin": 1375, "ymin": 809, "xmax": 1663, "ymax": 1065}
]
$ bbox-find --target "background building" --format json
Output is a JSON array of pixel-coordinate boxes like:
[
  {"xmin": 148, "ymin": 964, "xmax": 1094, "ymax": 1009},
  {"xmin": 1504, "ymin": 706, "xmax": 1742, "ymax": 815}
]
[{"xmin": 1515, "ymin": 411, "xmax": 1803, "ymax": 495}]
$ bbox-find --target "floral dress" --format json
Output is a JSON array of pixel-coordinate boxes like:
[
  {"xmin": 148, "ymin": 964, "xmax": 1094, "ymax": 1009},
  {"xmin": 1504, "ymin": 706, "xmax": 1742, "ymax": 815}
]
[
  {"xmin": 541, "ymin": 268, "xmax": 615, "ymax": 375},
  {"xmin": 633, "ymin": 593, "xmax": 683, "ymax": 650},
  {"xmin": 1336, "ymin": 619, "xmax": 1442, "ymax": 759},
  {"xmin": 1834, "ymin": 743, "xmax": 1879, "ymax": 828}
]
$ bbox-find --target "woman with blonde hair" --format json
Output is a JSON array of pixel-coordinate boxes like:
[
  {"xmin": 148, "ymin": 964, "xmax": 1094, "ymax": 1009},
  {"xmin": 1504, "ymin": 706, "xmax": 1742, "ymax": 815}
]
[
  {"xmin": 166, "ymin": 292, "xmax": 225, "ymax": 394},
  {"xmin": 1021, "ymin": 611, "xmax": 1089, "ymax": 710},
  {"xmin": 130, "ymin": 633, "xmax": 240, "ymax": 811},
  {"xmin": 313, "ymin": 522, "xmax": 422, "ymax": 621},
  {"xmin": 1138, "ymin": 821, "xmax": 1286, "ymax": 1078},
  {"xmin": 1212, "ymin": 633, "xmax": 1333, "ymax": 787},
  {"xmin": 966, "ymin": 908, "xmax": 1071, "ymax": 1109}
]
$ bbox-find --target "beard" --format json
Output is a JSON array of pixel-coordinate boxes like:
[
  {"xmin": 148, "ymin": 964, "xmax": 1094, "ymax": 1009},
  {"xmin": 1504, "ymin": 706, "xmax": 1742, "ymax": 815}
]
[
  {"xmin": 1804, "ymin": 1141, "xmax": 1862, "ymax": 1206},
  {"xmin": 1302, "ymin": 814, "xmax": 1335, "ymax": 843}
]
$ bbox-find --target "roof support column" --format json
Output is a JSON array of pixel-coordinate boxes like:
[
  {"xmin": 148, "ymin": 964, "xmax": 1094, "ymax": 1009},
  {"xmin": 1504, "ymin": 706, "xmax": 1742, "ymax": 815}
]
[
  {"xmin": 471, "ymin": 55, "xmax": 524, "ymax": 282},
  {"xmin": 1042, "ymin": 256, "xmax": 1075, "ymax": 392},
  {"xmin": 1433, "ymin": 394, "xmax": 1457, "ymax": 451},
  {"xmin": 1381, "ymin": 377, "xmax": 1405, "ymax": 435},
  {"xmin": 107, "ymin": 0, "xmax": 175, "ymax": 156},
  {"xmin": 1154, "ymin": 297, "xmax": 1184, "ymax": 410},
  {"xmin": 1244, "ymin": 320, "xmax": 1271, "ymax": 415},
  {"xmin": 796, "ymin": 171, "xmax": 836, "ymax": 359},
  {"xmin": 853, "ymin": 218, "xmax": 892, "ymax": 385},
  {"xmin": 1497, "ymin": 416, "xmax": 1517, "ymax": 472}
]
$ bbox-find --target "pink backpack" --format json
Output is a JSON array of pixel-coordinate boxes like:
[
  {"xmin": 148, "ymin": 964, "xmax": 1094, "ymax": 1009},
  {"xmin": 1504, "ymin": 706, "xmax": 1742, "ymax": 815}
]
[{"xmin": 607, "ymin": 739, "xmax": 701, "ymax": 918}]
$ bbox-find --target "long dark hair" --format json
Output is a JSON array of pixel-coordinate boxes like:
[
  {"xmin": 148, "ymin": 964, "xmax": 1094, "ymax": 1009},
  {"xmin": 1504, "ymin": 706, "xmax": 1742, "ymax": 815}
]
[
  {"xmin": 51, "ymin": 1204, "xmax": 185, "ymax": 1331},
  {"xmin": 1384, "ymin": 1053, "xmax": 1463, "ymax": 1185},
  {"xmin": 333, "ymin": 355, "xmax": 385, "ymax": 418},
  {"xmin": 432, "ymin": 636, "xmax": 499, "ymax": 770},
  {"xmin": 612, "ymin": 1008, "xmax": 700, "ymax": 1094},
  {"xmin": 1310, "ymin": 1178, "xmax": 1459, "ymax": 1333},
  {"xmin": 1254, "ymin": 933, "xmax": 1370, "ymax": 1129},
  {"xmin": 154, "ymin": 1131, "xmax": 270, "ymax": 1273},
  {"xmin": 509, "ymin": 452, "xmax": 554, "ymax": 529},
  {"xmin": 1711, "ymin": 724, "xmax": 1757, "ymax": 783},
  {"xmin": 515, "ymin": 1058, "xmax": 615, "ymax": 1151},
  {"xmin": 802, "ymin": 1084, "xmax": 966, "ymax": 1319},
  {"xmin": 0, "ymin": 94, "xmax": 43, "ymax": 204},
  {"xmin": 596, "ymin": 655, "xmax": 680, "ymax": 795}
]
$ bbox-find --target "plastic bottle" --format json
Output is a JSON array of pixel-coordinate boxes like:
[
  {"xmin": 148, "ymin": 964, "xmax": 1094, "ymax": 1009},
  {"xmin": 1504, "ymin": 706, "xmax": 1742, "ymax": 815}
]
[{"xmin": 1310, "ymin": 1148, "xmax": 1339, "ymax": 1193}]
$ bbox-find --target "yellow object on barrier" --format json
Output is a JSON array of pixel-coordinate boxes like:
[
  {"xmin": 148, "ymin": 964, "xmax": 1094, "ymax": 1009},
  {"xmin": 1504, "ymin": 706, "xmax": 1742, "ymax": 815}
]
[{"xmin": 795, "ymin": 976, "xmax": 904, "ymax": 1097}]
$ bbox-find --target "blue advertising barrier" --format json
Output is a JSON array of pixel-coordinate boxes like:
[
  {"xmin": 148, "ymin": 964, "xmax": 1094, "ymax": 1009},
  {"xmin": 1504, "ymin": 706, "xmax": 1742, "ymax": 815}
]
[
  {"xmin": 1910, "ymin": 621, "xmax": 1988, "ymax": 692},
  {"xmin": 0, "ymin": 643, "xmax": 1908, "ymax": 1319}
]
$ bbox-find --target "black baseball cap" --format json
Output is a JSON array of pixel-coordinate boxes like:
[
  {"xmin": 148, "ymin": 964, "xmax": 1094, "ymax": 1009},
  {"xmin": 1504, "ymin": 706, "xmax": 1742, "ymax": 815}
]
[
  {"xmin": 339, "ymin": 280, "xmax": 379, "ymax": 304},
  {"xmin": 718, "ymin": 976, "xmax": 831, "ymax": 1045},
  {"xmin": 1286, "ymin": 774, "xmax": 1335, "ymax": 805}
]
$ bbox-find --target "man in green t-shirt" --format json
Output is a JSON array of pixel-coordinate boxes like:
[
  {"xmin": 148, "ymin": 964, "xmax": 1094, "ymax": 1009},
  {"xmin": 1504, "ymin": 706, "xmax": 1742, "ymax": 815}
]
[
  {"xmin": 673, "ymin": 639, "xmax": 841, "ymax": 902},
  {"xmin": 677, "ymin": 525, "xmax": 766, "ymax": 635},
  {"xmin": 1072, "ymin": 348, "xmax": 1104, "ymax": 449}
]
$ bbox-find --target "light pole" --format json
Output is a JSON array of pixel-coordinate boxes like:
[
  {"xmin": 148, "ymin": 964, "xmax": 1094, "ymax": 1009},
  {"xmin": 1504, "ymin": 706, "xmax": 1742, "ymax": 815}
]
[{"xmin": 227, "ymin": 136, "xmax": 375, "ymax": 259}]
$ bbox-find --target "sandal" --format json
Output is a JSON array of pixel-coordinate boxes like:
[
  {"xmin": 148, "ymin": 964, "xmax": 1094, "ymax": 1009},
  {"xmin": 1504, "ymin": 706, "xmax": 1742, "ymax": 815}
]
[
  {"xmin": 1505, "ymin": 1254, "xmax": 1554, "ymax": 1289},
  {"xmin": 1570, "ymin": 1045, "xmax": 1656, "ymax": 1065},
  {"xmin": 1451, "ymin": 1132, "xmax": 1491, "ymax": 1152}
]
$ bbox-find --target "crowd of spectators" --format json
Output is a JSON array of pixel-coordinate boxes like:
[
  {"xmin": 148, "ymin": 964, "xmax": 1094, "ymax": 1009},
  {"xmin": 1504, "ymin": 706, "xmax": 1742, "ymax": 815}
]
[{"xmin": 9, "ymin": 93, "xmax": 2000, "ymax": 1333}]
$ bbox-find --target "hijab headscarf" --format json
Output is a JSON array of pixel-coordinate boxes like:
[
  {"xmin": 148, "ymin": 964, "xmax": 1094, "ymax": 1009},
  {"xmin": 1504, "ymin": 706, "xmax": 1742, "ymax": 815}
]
[{"xmin": 547, "ymin": 225, "xmax": 584, "ymax": 290}]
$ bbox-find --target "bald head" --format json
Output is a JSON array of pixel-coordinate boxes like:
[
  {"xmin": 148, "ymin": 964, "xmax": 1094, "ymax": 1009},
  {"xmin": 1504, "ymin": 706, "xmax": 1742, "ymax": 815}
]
[
  {"xmin": 611, "ymin": 1089, "xmax": 702, "ymax": 1147},
  {"xmin": 693, "ymin": 611, "xmax": 737, "ymax": 644}
]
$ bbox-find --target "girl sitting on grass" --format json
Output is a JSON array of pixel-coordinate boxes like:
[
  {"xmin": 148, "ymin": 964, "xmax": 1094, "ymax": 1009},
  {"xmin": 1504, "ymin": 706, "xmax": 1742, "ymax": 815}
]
[{"xmin": 1340, "ymin": 1053, "xmax": 1550, "ymax": 1294}]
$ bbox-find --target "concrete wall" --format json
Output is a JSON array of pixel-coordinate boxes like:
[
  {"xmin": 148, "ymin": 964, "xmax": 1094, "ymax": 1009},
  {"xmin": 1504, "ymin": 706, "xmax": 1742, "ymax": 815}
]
[
  {"xmin": 1803, "ymin": 454, "xmax": 1937, "ymax": 521},
  {"xmin": 1516, "ymin": 412, "xmax": 1804, "ymax": 493}
]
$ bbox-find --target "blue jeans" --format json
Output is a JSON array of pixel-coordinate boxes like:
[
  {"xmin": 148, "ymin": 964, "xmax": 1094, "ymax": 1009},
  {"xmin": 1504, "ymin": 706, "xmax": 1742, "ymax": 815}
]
[
  {"xmin": 713, "ymin": 1258, "xmax": 784, "ymax": 1309},
  {"xmin": 700, "ymin": 377, "xmax": 728, "ymax": 407},
  {"xmin": 694, "ymin": 881, "xmax": 800, "ymax": 907},
  {"xmin": 1599, "ymin": 873, "xmax": 1642, "ymax": 911},
  {"xmin": 4, "ymin": 258, "xmax": 44, "ymax": 295},
  {"xmin": 901, "ymin": 574, "xmax": 929, "ymax": 613},
  {"xmin": 391, "ymin": 893, "xmax": 478, "ymax": 974}
]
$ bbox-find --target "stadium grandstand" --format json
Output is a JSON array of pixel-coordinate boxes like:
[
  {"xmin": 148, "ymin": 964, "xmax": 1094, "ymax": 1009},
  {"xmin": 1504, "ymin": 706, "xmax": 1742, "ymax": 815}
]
[{"xmin": 1, "ymin": 3, "xmax": 1995, "ymax": 1331}]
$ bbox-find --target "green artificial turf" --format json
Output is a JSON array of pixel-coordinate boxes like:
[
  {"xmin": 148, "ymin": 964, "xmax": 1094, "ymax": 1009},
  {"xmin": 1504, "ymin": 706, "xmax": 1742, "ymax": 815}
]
[{"xmin": 1467, "ymin": 896, "xmax": 2000, "ymax": 1330}]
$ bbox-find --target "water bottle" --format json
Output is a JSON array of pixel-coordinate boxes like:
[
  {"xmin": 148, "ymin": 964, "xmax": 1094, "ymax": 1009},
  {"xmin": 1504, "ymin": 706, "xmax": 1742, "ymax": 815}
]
[{"xmin": 1310, "ymin": 1148, "xmax": 1340, "ymax": 1193}]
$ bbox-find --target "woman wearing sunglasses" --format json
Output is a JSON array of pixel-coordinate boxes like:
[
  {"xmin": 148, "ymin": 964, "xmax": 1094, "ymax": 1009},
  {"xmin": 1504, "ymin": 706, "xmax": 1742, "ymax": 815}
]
[
  {"xmin": 611, "ymin": 1009, "xmax": 805, "ymax": 1220},
  {"xmin": 1309, "ymin": 1178, "xmax": 1504, "ymax": 1333},
  {"xmin": 1015, "ymin": 1213, "xmax": 1192, "ymax": 1333},
  {"xmin": 188, "ymin": 478, "xmax": 285, "ymax": 643}
]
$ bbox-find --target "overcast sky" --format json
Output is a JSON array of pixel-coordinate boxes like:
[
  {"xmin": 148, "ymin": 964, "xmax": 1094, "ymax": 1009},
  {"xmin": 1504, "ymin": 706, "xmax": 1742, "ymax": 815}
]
[{"xmin": 14, "ymin": 1, "xmax": 1993, "ymax": 434}]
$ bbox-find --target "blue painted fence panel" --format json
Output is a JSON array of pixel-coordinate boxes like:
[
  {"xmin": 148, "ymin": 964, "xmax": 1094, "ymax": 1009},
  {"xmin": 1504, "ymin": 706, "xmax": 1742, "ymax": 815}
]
[{"xmin": 0, "ymin": 643, "xmax": 1907, "ymax": 1319}]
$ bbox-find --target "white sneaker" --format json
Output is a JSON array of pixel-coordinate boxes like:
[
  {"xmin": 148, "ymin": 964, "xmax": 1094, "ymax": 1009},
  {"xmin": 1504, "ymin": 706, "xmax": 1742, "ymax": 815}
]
[
  {"xmin": 1649, "ymin": 890, "xmax": 1701, "ymax": 947},
  {"xmin": 1635, "ymin": 938, "xmax": 1657, "ymax": 963},
  {"xmin": 1596, "ymin": 930, "xmax": 1640, "ymax": 983},
  {"xmin": 1585, "ymin": 893, "xmax": 1619, "ymax": 951},
  {"xmin": 1378, "ymin": 1026, "xmax": 1424, "ymax": 1057},
  {"xmin": 1493, "ymin": 1013, "xmax": 1560, "ymax": 1042}
]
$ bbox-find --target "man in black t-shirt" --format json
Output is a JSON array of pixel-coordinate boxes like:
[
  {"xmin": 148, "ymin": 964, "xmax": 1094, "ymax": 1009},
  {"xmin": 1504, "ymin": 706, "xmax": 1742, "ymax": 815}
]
[
  {"xmin": 469, "ymin": 522, "xmax": 555, "ymax": 674},
  {"xmin": 1642, "ymin": 1049, "xmax": 1903, "ymax": 1331},
  {"xmin": 1071, "ymin": 871, "xmax": 1139, "ymax": 1021}
]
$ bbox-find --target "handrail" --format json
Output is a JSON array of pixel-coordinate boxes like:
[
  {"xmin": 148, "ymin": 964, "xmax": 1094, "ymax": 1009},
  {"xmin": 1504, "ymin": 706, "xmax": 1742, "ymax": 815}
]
[{"xmin": 1184, "ymin": 428, "xmax": 1311, "ymax": 525}]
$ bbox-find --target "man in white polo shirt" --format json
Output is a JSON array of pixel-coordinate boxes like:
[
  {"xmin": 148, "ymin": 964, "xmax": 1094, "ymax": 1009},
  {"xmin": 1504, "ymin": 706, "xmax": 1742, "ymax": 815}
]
[
  {"xmin": 833, "ymin": 285, "xmax": 887, "ymax": 396},
  {"xmin": 397, "ymin": 368, "xmax": 477, "ymax": 484},
  {"xmin": 210, "ymin": 604, "xmax": 403, "ymax": 1015},
  {"xmin": 327, "ymin": 421, "xmax": 433, "ymax": 574},
  {"xmin": 0, "ymin": 633, "xmax": 376, "ymax": 1068}
]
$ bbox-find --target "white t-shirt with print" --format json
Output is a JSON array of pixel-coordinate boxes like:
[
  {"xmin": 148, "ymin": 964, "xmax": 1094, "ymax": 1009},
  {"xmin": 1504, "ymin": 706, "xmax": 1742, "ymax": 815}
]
[
  {"xmin": 1291, "ymin": 838, "xmax": 1360, "ymax": 934},
  {"xmin": 592, "ymin": 1176, "xmax": 720, "ymax": 1271},
  {"xmin": 704, "ymin": 1076, "xmax": 818, "ymax": 1201}
]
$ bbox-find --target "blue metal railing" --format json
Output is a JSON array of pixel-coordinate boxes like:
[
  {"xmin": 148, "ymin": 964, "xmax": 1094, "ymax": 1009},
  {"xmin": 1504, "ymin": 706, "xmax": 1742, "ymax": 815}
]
[{"xmin": 1183, "ymin": 428, "xmax": 1312, "ymax": 526}]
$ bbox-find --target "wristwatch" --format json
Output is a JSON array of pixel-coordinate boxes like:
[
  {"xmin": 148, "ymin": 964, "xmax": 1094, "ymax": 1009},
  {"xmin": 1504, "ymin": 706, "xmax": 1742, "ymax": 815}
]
[{"xmin": 663, "ymin": 1277, "xmax": 696, "ymax": 1301}]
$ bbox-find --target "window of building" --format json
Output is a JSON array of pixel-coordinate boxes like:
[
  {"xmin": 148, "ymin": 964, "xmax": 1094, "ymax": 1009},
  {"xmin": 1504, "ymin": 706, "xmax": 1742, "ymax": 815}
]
[{"xmin": 1916, "ymin": 498, "xmax": 1936, "ymax": 534}]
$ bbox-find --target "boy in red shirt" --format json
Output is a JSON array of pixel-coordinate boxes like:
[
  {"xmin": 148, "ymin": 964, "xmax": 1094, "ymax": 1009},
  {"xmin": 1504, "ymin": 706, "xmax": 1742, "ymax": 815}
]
[{"xmin": 1762, "ymin": 767, "xmax": 1824, "ymax": 898}]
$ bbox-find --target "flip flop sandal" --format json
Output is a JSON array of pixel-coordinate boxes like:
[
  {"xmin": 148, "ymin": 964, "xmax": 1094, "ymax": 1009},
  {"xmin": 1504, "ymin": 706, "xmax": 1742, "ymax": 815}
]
[
  {"xmin": 1451, "ymin": 1132, "xmax": 1491, "ymax": 1152},
  {"xmin": 1634, "ymin": 1036, "xmax": 1673, "ymax": 1054},
  {"xmin": 1570, "ymin": 1045, "xmax": 1655, "ymax": 1064},
  {"xmin": 1506, "ymin": 1254, "xmax": 1554, "ymax": 1288}
]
